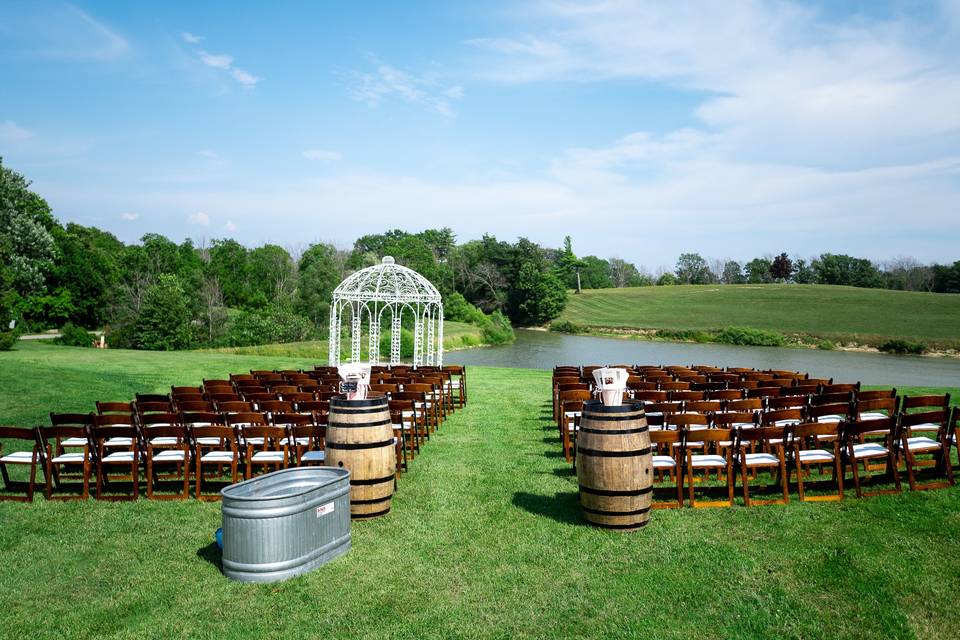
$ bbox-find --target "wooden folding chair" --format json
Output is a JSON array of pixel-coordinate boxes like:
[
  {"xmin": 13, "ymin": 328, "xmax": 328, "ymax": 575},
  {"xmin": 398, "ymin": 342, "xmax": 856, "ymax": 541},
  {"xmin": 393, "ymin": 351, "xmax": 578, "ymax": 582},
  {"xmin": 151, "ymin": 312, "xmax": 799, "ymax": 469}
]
[
  {"xmin": 898, "ymin": 409, "xmax": 954, "ymax": 491},
  {"xmin": 96, "ymin": 401, "xmax": 134, "ymax": 415},
  {"xmin": 143, "ymin": 423, "xmax": 191, "ymax": 500},
  {"xmin": 683, "ymin": 427, "xmax": 735, "ymax": 508},
  {"xmin": 789, "ymin": 421, "xmax": 843, "ymax": 501},
  {"xmin": 239, "ymin": 426, "xmax": 289, "ymax": 479},
  {"xmin": 39, "ymin": 423, "xmax": 92, "ymax": 500},
  {"xmin": 289, "ymin": 424, "xmax": 326, "ymax": 466},
  {"xmin": 191, "ymin": 425, "xmax": 239, "ymax": 500},
  {"xmin": 91, "ymin": 424, "xmax": 141, "ymax": 501},
  {"xmin": 735, "ymin": 426, "xmax": 789, "ymax": 506},
  {"xmin": 0, "ymin": 426, "xmax": 43, "ymax": 502},
  {"xmin": 649, "ymin": 429, "xmax": 683, "ymax": 508},
  {"xmin": 841, "ymin": 417, "xmax": 901, "ymax": 498}
]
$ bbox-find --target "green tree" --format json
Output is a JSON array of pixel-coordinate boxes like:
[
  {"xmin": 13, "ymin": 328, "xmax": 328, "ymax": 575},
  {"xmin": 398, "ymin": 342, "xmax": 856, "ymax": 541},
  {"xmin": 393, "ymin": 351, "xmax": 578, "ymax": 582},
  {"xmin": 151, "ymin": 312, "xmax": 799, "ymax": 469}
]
[
  {"xmin": 510, "ymin": 261, "xmax": 567, "ymax": 326},
  {"xmin": 813, "ymin": 254, "xmax": 883, "ymax": 288},
  {"xmin": 48, "ymin": 223, "xmax": 123, "ymax": 328},
  {"xmin": 793, "ymin": 258, "xmax": 815, "ymax": 284},
  {"xmin": 578, "ymin": 256, "xmax": 613, "ymax": 289},
  {"xmin": 296, "ymin": 242, "xmax": 342, "ymax": 327},
  {"xmin": 208, "ymin": 238, "xmax": 250, "ymax": 307},
  {"xmin": 722, "ymin": 260, "xmax": 744, "ymax": 284},
  {"xmin": 0, "ymin": 159, "xmax": 57, "ymax": 325},
  {"xmin": 248, "ymin": 244, "xmax": 295, "ymax": 305},
  {"xmin": 745, "ymin": 258, "xmax": 773, "ymax": 284},
  {"xmin": 656, "ymin": 272, "xmax": 678, "ymax": 286},
  {"xmin": 134, "ymin": 274, "xmax": 192, "ymax": 350},
  {"xmin": 675, "ymin": 253, "xmax": 712, "ymax": 284}
]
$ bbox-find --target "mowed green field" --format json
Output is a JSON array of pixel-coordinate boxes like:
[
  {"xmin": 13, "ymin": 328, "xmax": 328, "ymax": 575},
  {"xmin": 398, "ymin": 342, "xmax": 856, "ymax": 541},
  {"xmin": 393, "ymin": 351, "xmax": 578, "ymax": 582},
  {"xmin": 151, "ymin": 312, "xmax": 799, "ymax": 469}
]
[
  {"xmin": 1, "ymin": 343, "xmax": 960, "ymax": 639},
  {"xmin": 559, "ymin": 285, "xmax": 960, "ymax": 348}
]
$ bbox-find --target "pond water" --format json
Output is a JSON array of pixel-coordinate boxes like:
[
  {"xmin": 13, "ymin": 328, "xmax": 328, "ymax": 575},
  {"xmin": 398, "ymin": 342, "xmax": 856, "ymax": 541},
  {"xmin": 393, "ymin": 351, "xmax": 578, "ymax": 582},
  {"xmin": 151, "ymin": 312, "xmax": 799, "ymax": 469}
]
[{"xmin": 446, "ymin": 329, "xmax": 960, "ymax": 387}]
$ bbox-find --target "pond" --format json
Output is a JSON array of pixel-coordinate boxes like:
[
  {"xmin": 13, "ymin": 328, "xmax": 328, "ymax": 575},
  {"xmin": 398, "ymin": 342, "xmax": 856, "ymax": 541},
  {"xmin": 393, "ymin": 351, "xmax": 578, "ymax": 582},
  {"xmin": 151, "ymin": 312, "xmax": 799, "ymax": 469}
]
[{"xmin": 446, "ymin": 329, "xmax": 960, "ymax": 387}]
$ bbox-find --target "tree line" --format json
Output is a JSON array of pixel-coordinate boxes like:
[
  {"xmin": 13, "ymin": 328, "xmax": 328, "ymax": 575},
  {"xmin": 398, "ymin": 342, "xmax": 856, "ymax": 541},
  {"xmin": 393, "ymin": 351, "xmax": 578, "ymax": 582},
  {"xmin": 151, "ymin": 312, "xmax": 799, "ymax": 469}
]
[{"xmin": 2, "ymin": 158, "xmax": 958, "ymax": 350}]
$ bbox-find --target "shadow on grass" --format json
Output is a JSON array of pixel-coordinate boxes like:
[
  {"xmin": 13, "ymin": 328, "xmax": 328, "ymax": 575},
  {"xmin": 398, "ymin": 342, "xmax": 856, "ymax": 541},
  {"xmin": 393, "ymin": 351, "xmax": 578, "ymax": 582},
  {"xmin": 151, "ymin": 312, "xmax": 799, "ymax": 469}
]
[
  {"xmin": 543, "ymin": 450, "xmax": 564, "ymax": 459},
  {"xmin": 196, "ymin": 542, "xmax": 222, "ymax": 571},
  {"xmin": 552, "ymin": 466, "xmax": 575, "ymax": 478},
  {"xmin": 512, "ymin": 490, "xmax": 584, "ymax": 526}
]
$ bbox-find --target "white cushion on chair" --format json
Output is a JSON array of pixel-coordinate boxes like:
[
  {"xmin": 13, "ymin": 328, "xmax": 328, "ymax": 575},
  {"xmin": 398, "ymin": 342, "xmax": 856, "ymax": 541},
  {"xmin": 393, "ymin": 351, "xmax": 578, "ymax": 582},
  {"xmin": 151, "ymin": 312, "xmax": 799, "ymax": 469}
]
[
  {"xmin": 564, "ymin": 411, "xmax": 581, "ymax": 419},
  {"xmin": 773, "ymin": 419, "xmax": 799, "ymax": 427},
  {"xmin": 61, "ymin": 437, "xmax": 88, "ymax": 447},
  {"xmin": 51, "ymin": 452, "xmax": 86, "ymax": 463},
  {"xmin": 690, "ymin": 454, "xmax": 726, "ymax": 467},
  {"xmin": 149, "ymin": 436, "xmax": 179, "ymax": 446},
  {"xmin": 852, "ymin": 442, "xmax": 888, "ymax": 459},
  {"xmin": 816, "ymin": 415, "xmax": 843, "ymax": 424},
  {"xmin": 104, "ymin": 437, "xmax": 133, "ymax": 447},
  {"xmin": 743, "ymin": 452, "xmax": 779, "ymax": 466},
  {"xmin": 195, "ymin": 437, "xmax": 223, "ymax": 446},
  {"xmin": 153, "ymin": 449, "xmax": 186, "ymax": 461},
  {"xmin": 392, "ymin": 423, "xmax": 412, "ymax": 431},
  {"xmin": 300, "ymin": 450, "xmax": 325, "ymax": 463},
  {"xmin": 0, "ymin": 451, "xmax": 36, "ymax": 463},
  {"xmin": 797, "ymin": 449, "xmax": 834, "ymax": 463},
  {"xmin": 201, "ymin": 451, "xmax": 235, "ymax": 462},
  {"xmin": 251, "ymin": 451, "xmax": 284, "ymax": 462},
  {"xmin": 103, "ymin": 451, "xmax": 136, "ymax": 462},
  {"xmin": 652, "ymin": 455, "xmax": 675, "ymax": 469},
  {"xmin": 905, "ymin": 436, "xmax": 941, "ymax": 452},
  {"xmin": 859, "ymin": 412, "xmax": 888, "ymax": 421},
  {"xmin": 908, "ymin": 422, "xmax": 940, "ymax": 431}
]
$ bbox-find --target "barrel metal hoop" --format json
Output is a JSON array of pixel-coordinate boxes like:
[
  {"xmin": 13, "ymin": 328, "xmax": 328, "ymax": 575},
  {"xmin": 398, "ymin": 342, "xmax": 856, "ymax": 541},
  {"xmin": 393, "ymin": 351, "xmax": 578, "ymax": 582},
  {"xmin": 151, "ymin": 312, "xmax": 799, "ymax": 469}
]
[
  {"xmin": 581, "ymin": 505, "xmax": 652, "ymax": 517},
  {"xmin": 326, "ymin": 439, "xmax": 395, "ymax": 450},
  {"xmin": 578, "ymin": 426, "xmax": 649, "ymax": 435},
  {"xmin": 352, "ymin": 507, "xmax": 391, "ymax": 518},
  {"xmin": 581, "ymin": 414, "xmax": 646, "ymax": 422},
  {"xmin": 576, "ymin": 446, "xmax": 652, "ymax": 457},
  {"xmin": 588, "ymin": 519, "xmax": 650, "ymax": 530},
  {"xmin": 328, "ymin": 419, "xmax": 392, "ymax": 428},
  {"xmin": 350, "ymin": 497, "xmax": 391, "ymax": 505},
  {"xmin": 350, "ymin": 474, "xmax": 395, "ymax": 486},
  {"xmin": 579, "ymin": 485, "xmax": 653, "ymax": 497},
  {"xmin": 330, "ymin": 406, "xmax": 389, "ymax": 415}
]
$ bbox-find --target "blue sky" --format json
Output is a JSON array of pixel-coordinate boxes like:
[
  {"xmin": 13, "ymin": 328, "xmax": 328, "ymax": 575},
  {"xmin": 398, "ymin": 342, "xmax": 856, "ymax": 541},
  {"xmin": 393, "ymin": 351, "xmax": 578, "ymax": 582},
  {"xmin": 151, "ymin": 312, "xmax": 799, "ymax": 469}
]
[{"xmin": 1, "ymin": 1, "xmax": 959, "ymax": 270}]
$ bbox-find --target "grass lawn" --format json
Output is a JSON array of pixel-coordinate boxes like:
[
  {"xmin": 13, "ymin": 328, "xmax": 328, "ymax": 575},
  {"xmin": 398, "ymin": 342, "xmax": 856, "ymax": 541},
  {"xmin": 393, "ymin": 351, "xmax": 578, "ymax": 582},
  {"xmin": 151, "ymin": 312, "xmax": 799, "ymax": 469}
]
[
  {"xmin": 1, "ymin": 342, "xmax": 959, "ymax": 639},
  {"xmin": 200, "ymin": 320, "xmax": 484, "ymax": 359},
  {"xmin": 559, "ymin": 285, "xmax": 960, "ymax": 349}
]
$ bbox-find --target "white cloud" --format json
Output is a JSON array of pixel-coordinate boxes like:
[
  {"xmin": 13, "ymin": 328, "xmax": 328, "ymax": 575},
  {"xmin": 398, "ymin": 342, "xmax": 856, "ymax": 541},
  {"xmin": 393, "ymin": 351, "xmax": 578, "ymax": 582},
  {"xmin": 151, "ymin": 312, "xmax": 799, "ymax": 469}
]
[
  {"xmin": 224, "ymin": 220, "xmax": 238, "ymax": 232},
  {"xmin": 351, "ymin": 60, "xmax": 462, "ymax": 116},
  {"xmin": 197, "ymin": 50, "xmax": 233, "ymax": 70},
  {"xmin": 120, "ymin": 212, "xmax": 139, "ymax": 221},
  {"xmin": 188, "ymin": 41, "xmax": 261, "ymax": 86},
  {"xmin": 230, "ymin": 68, "xmax": 261, "ymax": 86},
  {"xmin": 0, "ymin": 120, "xmax": 34, "ymax": 143},
  {"xmin": 303, "ymin": 149, "xmax": 342, "ymax": 162},
  {"xmin": 181, "ymin": 31, "xmax": 203, "ymax": 44},
  {"xmin": 188, "ymin": 211, "xmax": 211, "ymax": 226}
]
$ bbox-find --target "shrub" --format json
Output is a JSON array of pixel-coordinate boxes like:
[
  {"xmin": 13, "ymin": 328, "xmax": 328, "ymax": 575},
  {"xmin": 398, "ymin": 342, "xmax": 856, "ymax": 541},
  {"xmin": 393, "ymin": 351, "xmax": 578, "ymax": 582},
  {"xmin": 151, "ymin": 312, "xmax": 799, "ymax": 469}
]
[
  {"xmin": 135, "ymin": 275, "xmax": 192, "ymax": 350},
  {"xmin": 0, "ymin": 330, "xmax": 17, "ymax": 351},
  {"xmin": 379, "ymin": 328, "xmax": 415, "ymax": 358},
  {"xmin": 549, "ymin": 320, "xmax": 585, "ymax": 334},
  {"xmin": 444, "ymin": 292, "xmax": 487, "ymax": 325},
  {"xmin": 458, "ymin": 334, "xmax": 479, "ymax": 347},
  {"xmin": 878, "ymin": 339, "xmax": 926, "ymax": 355},
  {"xmin": 225, "ymin": 307, "xmax": 314, "ymax": 347},
  {"xmin": 56, "ymin": 322, "xmax": 92, "ymax": 347},
  {"xmin": 714, "ymin": 326, "xmax": 786, "ymax": 347},
  {"xmin": 655, "ymin": 328, "xmax": 713, "ymax": 343},
  {"xmin": 816, "ymin": 339, "xmax": 836, "ymax": 351},
  {"xmin": 479, "ymin": 310, "xmax": 515, "ymax": 345}
]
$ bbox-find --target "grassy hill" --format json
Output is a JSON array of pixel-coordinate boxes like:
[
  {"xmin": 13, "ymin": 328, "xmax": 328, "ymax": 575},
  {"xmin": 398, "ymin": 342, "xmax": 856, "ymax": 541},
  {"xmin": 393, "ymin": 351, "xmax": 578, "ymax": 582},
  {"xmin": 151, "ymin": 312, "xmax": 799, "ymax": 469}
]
[
  {"xmin": 558, "ymin": 285, "xmax": 960, "ymax": 350},
  {"xmin": 1, "ymin": 343, "xmax": 959, "ymax": 638}
]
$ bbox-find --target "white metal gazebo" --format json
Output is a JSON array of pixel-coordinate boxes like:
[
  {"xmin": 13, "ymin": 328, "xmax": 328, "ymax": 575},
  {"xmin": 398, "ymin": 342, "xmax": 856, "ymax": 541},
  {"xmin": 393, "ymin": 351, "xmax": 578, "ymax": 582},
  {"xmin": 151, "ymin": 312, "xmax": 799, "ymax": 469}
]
[{"xmin": 328, "ymin": 256, "xmax": 444, "ymax": 368}]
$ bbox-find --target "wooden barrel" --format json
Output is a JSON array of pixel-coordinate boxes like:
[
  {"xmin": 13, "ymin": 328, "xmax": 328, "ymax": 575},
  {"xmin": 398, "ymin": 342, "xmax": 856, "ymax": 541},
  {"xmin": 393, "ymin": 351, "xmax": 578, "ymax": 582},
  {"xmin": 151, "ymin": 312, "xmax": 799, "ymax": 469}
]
[
  {"xmin": 325, "ymin": 394, "xmax": 395, "ymax": 519},
  {"xmin": 576, "ymin": 400, "xmax": 652, "ymax": 531}
]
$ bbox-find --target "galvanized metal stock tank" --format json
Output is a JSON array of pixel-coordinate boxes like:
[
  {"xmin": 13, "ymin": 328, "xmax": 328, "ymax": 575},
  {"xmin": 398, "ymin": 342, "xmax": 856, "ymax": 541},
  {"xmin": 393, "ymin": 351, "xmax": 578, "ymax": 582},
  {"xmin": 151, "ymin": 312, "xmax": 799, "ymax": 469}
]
[{"xmin": 220, "ymin": 467, "xmax": 351, "ymax": 583}]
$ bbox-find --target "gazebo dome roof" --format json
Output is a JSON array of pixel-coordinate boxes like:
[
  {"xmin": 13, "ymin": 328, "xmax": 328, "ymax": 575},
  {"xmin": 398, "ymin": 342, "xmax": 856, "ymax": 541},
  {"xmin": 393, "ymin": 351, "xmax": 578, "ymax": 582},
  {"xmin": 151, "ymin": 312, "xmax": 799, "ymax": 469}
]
[{"xmin": 332, "ymin": 256, "xmax": 442, "ymax": 304}]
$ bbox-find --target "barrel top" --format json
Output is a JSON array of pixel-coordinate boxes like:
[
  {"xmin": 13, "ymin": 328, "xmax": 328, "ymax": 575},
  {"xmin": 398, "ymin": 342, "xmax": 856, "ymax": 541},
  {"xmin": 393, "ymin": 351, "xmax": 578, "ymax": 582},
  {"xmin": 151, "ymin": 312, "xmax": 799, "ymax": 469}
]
[
  {"xmin": 222, "ymin": 467, "xmax": 350, "ymax": 502},
  {"xmin": 330, "ymin": 393, "xmax": 387, "ymax": 408},
  {"xmin": 582, "ymin": 399, "xmax": 643, "ymax": 413}
]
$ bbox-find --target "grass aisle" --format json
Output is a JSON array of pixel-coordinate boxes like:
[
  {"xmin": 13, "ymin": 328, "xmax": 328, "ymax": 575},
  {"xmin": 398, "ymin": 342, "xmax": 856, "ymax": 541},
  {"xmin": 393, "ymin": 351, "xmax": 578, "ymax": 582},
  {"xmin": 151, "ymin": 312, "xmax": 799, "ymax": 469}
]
[{"xmin": 1, "ymin": 349, "xmax": 959, "ymax": 638}]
